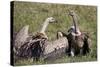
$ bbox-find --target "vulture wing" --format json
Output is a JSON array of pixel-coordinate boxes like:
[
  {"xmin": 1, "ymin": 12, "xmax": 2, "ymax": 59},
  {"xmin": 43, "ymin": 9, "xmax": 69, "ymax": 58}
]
[{"xmin": 14, "ymin": 25, "xmax": 29, "ymax": 49}]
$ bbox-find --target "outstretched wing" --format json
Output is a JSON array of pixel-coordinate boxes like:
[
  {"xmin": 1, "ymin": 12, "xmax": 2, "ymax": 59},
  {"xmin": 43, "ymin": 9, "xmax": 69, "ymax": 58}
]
[{"xmin": 14, "ymin": 25, "xmax": 29, "ymax": 49}]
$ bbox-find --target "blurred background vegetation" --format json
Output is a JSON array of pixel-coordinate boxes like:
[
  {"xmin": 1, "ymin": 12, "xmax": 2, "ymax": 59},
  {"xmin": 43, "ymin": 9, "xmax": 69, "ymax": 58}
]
[{"xmin": 12, "ymin": 1, "xmax": 97, "ymax": 66}]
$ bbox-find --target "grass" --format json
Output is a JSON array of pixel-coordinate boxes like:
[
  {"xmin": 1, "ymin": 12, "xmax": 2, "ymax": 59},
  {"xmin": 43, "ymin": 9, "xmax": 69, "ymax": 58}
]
[{"xmin": 12, "ymin": 1, "xmax": 97, "ymax": 66}]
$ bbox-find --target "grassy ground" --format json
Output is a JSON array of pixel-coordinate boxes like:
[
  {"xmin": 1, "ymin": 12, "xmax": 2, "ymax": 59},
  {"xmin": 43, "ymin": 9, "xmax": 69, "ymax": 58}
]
[{"xmin": 12, "ymin": 1, "xmax": 97, "ymax": 66}]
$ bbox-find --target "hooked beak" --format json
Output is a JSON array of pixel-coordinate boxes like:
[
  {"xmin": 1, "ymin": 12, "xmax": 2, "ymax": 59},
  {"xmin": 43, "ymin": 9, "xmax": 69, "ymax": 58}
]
[
  {"xmin": 51, "ymin": 20, "xmax": 58, "ymax": 23},
  {"xmin": 55, "ymin": 20, "xmax": 58, "ymax": 23}
]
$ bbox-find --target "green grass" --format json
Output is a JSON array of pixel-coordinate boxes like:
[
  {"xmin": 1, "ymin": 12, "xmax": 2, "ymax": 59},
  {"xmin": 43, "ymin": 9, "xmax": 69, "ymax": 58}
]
[{"xmin": 12, "ymin": 1, "xmax": 97, "ymax": 66}]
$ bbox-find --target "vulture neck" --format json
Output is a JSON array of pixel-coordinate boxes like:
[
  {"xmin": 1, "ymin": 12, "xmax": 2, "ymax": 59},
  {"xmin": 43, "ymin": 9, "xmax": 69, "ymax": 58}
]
[
  {"xmin": 40, "ymin": 19, "xmax": 49, "ymax": 33},
  {"xmin": 71, "ymin": 15, "xmax": 78, "ymax": 34}
]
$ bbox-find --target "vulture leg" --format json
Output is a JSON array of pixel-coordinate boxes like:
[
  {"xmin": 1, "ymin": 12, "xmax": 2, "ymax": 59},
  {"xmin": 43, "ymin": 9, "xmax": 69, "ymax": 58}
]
[{"xmin": 70, "ymin": 48, "xmax": 75, "ymax": 57}]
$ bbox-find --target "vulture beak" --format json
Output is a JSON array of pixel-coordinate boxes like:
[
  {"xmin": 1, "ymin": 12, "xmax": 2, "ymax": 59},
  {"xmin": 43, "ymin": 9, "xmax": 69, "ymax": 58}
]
[{"xmin": 55, "ymin": 20, "xmax": 58, "ymax": 23}]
